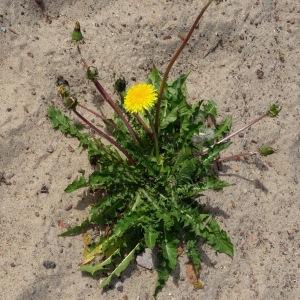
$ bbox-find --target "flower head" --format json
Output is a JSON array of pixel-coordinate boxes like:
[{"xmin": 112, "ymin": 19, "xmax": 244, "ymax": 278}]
[{"xmin": 124, "ymin": 83, "xmax": 157, "ymax": 113}]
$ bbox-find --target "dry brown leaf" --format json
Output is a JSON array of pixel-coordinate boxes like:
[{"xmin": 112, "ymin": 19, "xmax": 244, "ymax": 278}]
[{"xmin": 185, "ymin": 263, "xmax": 205, "ymax": 289}]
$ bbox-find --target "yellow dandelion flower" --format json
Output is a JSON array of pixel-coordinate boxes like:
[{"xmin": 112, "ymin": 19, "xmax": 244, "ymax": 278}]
[{"xmin": 124, "ymin": 83, "xmax": 157, "ymax": 113}]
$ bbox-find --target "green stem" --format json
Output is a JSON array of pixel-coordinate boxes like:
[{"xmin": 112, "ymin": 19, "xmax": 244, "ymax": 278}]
[{"xmin": 134, "ymin": 113, "xmax": 154, "ymax": 140}]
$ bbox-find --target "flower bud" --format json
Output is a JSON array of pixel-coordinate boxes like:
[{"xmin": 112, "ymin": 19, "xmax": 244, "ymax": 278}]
[
  {"xmin": 86, "ymin": 66, "xmax": 99, "ymax": 80},
  {"xmin": 72, "ymin": 21, "xmax": 83, "ymax": 42}
]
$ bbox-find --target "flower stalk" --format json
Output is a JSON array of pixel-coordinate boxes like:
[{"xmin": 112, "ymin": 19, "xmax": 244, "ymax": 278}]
[
  {"xmin": 154, "ymin": 0, "xmax": 215, "ymax": 134},
  {"xmin": 134, "ymin": 113, "xmax": 154, "ymax": 140},
  {"xmin": 73, "ymin": 109, "xmax": 135, "ymax": 164},
  {"xmin": 77, "ymin": 103, "xmax": 106, "ymax": 123},
  {"xmin": 217, "ymin": 113, "xmax": 267, "ymax": 145},
  {"xmin": 77, "ymin": 46, "xmax": 140, "ymax": 145}
]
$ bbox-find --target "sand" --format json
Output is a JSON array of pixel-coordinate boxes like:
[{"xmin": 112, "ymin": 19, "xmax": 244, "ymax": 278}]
[{"xmin": 0, "ymin": 0, "xmax": 299, "ymax": 299}]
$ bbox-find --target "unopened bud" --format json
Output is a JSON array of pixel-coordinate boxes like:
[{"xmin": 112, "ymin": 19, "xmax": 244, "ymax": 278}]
[
  {"xmin": 114, "ymin": 77, "xmax": 127, "ymax": 94},
  {"xmin": 86, "ymin": 66, "xmax": 99, "ymax": 80},
  {"xmin": 72, "ymin": 21, "xmax": 83, "ymax": 42},
  {"xmin": 63, "ymin": 96, "xmax": 78, "ymax": 110}
]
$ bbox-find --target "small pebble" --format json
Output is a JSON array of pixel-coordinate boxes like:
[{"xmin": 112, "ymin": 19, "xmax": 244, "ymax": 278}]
[
  {"xmin": 7, "ymin": 107, "xmax": 12, "ymax": 112},
  {"xmin": 115, "ymin": 281, "xmax": 123, "ymax": 292},
  {"xmin": 46, "ymin": 146, "xmax": 54, "ymax": 153},
  {"xmin": 35, "ymin": 212, "xmax": 40, "ymax": 217},
  {"xmin": 40, "ymin": 184, "xmax": 49, "ymax": 193},
  {"xmin": 65, "ymin": 204, "xmax": 73, "ymax": 211},
  {"xmin": 136, "ymin": 248, "xmax": 155, "ymax": 270},
  {"xmin": 256, "ymin": 69, "xmax": 264, "ymax": 79},
  {"xmin": 43, "ymin": 260, "xmax": 56, "ymax": 269},
  {"xmin": 10, "ymin": 262, "xmax": 16, "ymax": 267}
]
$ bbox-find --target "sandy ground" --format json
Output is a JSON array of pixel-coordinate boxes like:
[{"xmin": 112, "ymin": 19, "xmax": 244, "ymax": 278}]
[{"xmin": 0, "ymin": 0, "xmax": 299, "ymax": 299}]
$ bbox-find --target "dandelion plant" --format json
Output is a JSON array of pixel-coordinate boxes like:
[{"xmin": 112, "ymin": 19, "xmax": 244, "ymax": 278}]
[{"xmin": 48, "ymin": 0, "xmax": 280, "ymax": 296}]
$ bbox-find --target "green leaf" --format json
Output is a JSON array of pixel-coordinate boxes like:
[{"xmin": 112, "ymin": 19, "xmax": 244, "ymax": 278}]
[
  {"xmin": 80, "ymin": 249, "xmax": 120, "ymax": 276},
  {"xmin": 65, "ymin": 176, "xmax": 87, "ymax": 193},
  {"xmin": 100, "ymin": 243, "xmax": 140, "ymax": 288},
  {"xmin": 162, "ymin": 233, "xmax": 179, "ymax": 270},
  {"xmin": 90, "ymin": 192, "xmax": 129, "ymax": 225},
  {"xmin": 214, "ymin": 117, "xmax": 232, "ymax": 140},
  {"xmin": 204, "ymin": 218, "xmax": 234, "ymax": 257},
  {"xmin": 155, "ymin": 260, "xmax": 170, "ymax": 296},
  {"xmin": 176, "ymin": 158, "xmax": 198, "ymax": 184},
  {"xmin": 144, "ymin": 226, "xmax": 159, "ymax": 249},
  {"xmin": 203, "ymin": 100, "xmax": 217, "ymax": 118},
  {"xmin": 201, "ymin": 142, "xmax": 231, "ymax": 170},
  {"xmin": 198, "ymin": 177, "xmax": 230, "ymax": 191},
  {"xmin": 148, "ymin": 67, "xmax": 161, "ymax": 90},
  {"xmin": 180, "ymin": 207, "xmax": 233, "ymax": 257},
  {"xmin": 100, "ymin": 211, "xmax": 144, "ymax": 253},
  {"xmin": 160, "ymin": 106, "xmax": 178, "ymax": 129},
  {"xmin": 47, "ymin": 106, "xmax": 93, "ymax": 148},
  {"xmin": 60, "ymin": 219, "xmax": 91, "ymax": 237},
  {"xmin": 186, "ymin": 239, "xmax": 201, "ymax": 274},
  {"xmin": 267, "ymin": 104, "xmax": 281, "ymax": 117},
  {"xmin": 259, "ymin": 145, "xmax": 276, "ymax": 156}
]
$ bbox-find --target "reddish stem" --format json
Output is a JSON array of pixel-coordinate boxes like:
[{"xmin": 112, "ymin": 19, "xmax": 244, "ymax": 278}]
[
  {"xmin": 217, "ymin": 114, "xmax": 267, "ymax": 145},
  {"xmin": 77, "ymin": 46, "xmax": 140, "ymax": 145},
  {"xmin": 154, "ymin": 0, "xmax": 215, "ymax": 133},
  {"xmin": 73, "ymin": 109, "xmax": 134, "ymax": 164},
  {"xmin": 77, "ymin": 103, "xmax": 106, "ymax": 122}
]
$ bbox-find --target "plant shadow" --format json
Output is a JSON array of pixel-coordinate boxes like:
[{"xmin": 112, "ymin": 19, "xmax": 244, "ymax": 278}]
[
  {"xmin": 219, "ymin": 173, "xmax": 269, "ymax": 194},
  {"xmin": 75, "ymin": 189, "xmax": 105, "ymax": 210}
]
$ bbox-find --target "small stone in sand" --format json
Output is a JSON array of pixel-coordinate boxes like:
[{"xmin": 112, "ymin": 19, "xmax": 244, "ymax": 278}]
[
  {"xmin": 43, "ymin": 260, "xmax": 56, "ymax": 269},
  {"xmin": 40, "ymin": 184, "xmax": 49, "ymax": 193},
  {"xmin": 65, "ymin": 204, "xmax": 73, "ymax": 211},
  {"xmin": 256, "ymin": 69, "xmax": 264, "ymax": 79},
  {"xmin": 46, "ymin": 146, "xmax": 54, "ymax": 153},
  {"xmin": 136, "ymin": 248, "xmax": 155, "ymax": 270}
]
